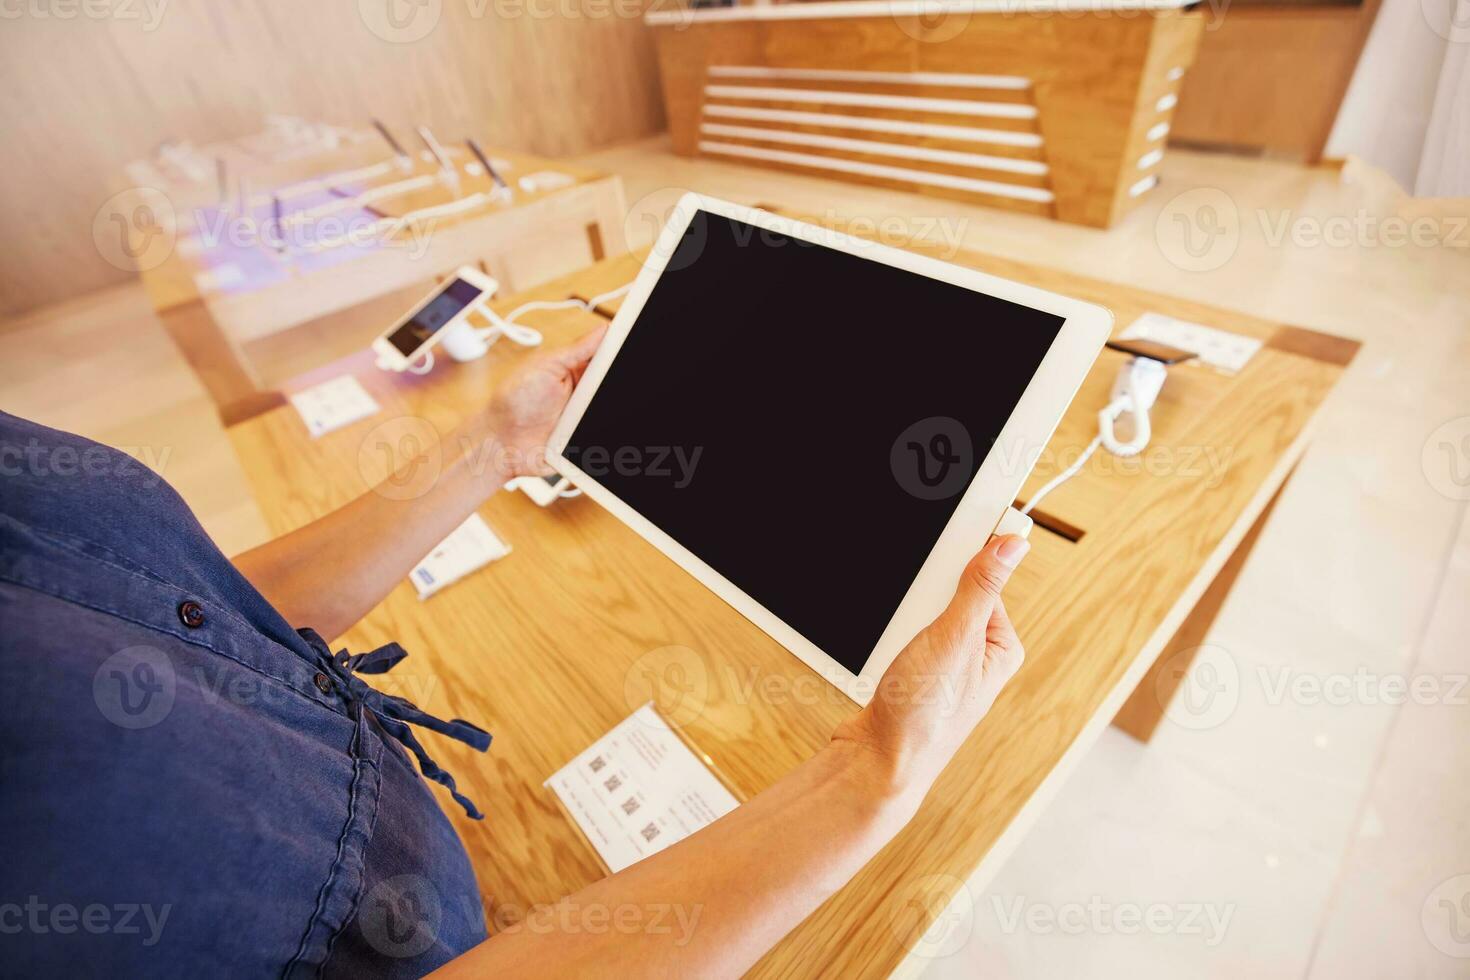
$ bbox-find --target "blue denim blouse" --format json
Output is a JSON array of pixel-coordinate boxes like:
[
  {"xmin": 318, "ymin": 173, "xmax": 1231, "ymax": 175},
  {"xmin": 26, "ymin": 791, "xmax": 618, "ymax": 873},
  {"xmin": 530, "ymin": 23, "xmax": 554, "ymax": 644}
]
[{"xmin": 0, "ymin": 412, "xmax": 490, "ymax": 976}]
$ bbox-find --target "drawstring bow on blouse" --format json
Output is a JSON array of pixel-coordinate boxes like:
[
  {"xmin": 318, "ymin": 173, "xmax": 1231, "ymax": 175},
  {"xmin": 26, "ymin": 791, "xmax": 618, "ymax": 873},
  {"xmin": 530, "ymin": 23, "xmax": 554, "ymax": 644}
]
[{"xmin": 300, "ymin": 628, "xmax": 490, "ymax": 820}]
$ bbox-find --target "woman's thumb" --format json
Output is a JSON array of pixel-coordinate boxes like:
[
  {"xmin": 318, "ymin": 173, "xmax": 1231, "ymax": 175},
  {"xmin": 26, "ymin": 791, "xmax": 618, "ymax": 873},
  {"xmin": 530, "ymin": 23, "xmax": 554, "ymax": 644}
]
[{"xmin": 940, "ymin": 534, "xmax": 1029, "ymax": 639}]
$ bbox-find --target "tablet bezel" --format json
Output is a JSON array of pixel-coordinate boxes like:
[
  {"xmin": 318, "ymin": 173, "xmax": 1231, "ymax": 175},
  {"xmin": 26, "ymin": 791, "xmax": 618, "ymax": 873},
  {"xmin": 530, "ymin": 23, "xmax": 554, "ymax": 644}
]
[{"xmin": 546, "ymin": 194, "xmax": 1111, "ymax": 705}]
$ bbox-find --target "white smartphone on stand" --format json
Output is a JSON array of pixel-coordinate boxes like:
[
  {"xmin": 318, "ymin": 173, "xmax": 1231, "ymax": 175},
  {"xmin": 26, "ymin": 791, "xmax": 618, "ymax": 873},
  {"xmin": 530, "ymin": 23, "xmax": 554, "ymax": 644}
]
[{"xmin": 371, "ymin": 266, "xmax": 499, "ymax": 371}]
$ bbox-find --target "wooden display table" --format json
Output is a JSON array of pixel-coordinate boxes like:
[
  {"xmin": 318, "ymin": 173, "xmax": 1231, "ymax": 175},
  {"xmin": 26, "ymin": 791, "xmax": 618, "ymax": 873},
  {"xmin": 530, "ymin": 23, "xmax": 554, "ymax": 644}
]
[
  {"xmin": 225, "ymin": 205, "xmax": 1356, "ymax": 976},
  {"xmin": 126, "ymin": 135, "xmax": 627, "ymax": 425},
  {"xmin": 647, "ymin": 0, "xmax": 1204, "ymax": 227}
]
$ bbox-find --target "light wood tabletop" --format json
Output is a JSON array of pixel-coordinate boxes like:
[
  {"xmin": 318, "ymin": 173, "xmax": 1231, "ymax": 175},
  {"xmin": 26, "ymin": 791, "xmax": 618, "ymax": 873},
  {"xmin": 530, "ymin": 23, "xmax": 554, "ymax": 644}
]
[{"xmin": 225, "ymin": 206, "xmax": 1356, "ymax": 977}]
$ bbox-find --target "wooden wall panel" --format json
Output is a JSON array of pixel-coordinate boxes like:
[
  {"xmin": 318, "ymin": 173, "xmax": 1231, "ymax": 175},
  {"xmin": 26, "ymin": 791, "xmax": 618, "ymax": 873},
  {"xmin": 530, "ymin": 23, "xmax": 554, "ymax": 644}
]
[
  {"xmin": 0, "ymin": 0, "xmax": 664, "ymax": 317},
  {"xmin": 653, "ymin": 9, "xmax": 1202, "ymax": 227},
  {"xmin": 1170, "ymin": 1, "xmax": 1381, "ymax": 162}
]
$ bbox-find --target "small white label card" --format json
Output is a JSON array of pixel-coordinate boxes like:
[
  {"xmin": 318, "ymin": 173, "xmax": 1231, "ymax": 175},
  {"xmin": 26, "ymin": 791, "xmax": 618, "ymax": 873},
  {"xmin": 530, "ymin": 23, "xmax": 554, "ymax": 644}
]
[
  {"xmin": 1121, "ymin": 312, "xmax": 1263, "ymax": 374},
  {"xmin": 411, "ymin": 513, "xmax": 512, "ymax": 600},
  {"xmin": 195, "ymin": 261, "xmax": 247, "ymax": 291},
  {"xmin": 288, "ymin": 375, "xmax": 380, "ymax": 438},
  {"xmin": 546, "ymin": 703, "xmax": 740, "ymax": 873},
  {"xmin": 518, "ymin": 170, "xmax": 575, "ymax": 194}
]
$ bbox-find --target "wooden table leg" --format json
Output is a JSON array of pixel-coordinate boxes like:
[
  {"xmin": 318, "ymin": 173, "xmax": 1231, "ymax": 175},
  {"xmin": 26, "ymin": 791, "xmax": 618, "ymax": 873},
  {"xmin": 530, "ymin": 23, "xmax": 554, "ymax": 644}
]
[
  {"xmin": 585, "ymin": 222, "xmax": 608, "ymax": 262},
  {"xmin": 1112, "ymin": 466, "xmax": 1296, "ymax": 741},
  {"xmin": 584, "ymin": 176, "xmax": 629, "ymax": 262},
  {"xmin": 157, "ymin": 299, "xmax": 282, "ymax": 427},
  {"xmin": 474, "ymin": 254, "xmax": 519, "ymax": 294}
]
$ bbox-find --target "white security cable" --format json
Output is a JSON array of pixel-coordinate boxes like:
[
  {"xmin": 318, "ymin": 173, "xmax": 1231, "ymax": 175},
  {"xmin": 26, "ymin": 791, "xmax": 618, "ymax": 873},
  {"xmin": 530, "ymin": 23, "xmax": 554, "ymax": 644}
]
[
  {"xmin": 279, "ymin": 174, "xmax": 436, "ymax": 227},
  {"xmin": 377, "ymin": 279, "xmax": 634, "ymax": 375},
  {"xmin": 502, "ymin": 282, "xmax": 634, "ymax": 324},
  {"xmin": 252, "ymin": 158, "xmax": 401, "ymax": 208},
  {"xmin": 476, "ymin": 308, "xmax": 545, "ymax": 348},
  {"xmin": 477, "ymin": 281, "xmax": 635, "ymax": 348},
  {"xmin": 1021, "ymin": 357, "xmax": 1167, "ymax": 516},
  {"xmin": 586, "ymin": 282, "xmax": 635, "ymax": 310},
  {"xmin": 298, "ymin": 192, "xmax": 492, "ymax": 254},
  {"xmin": 1021, "ymin": 433, "xmax": 1101, "ymax": 518}
]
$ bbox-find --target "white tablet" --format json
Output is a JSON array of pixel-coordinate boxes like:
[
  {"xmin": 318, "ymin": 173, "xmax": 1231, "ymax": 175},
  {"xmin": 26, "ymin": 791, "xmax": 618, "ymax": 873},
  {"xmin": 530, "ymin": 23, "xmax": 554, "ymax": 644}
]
[{"xmin": 548, "ymin": 195, "xmax": 1111, "ymax": 705}]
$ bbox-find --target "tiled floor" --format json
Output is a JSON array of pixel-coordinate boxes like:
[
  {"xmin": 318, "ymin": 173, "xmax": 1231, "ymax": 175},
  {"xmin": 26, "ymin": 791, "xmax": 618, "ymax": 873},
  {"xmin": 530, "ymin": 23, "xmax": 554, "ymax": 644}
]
[{"xmin": 2, "ymin": 137, "xmax": 1466, "ymax": 977}]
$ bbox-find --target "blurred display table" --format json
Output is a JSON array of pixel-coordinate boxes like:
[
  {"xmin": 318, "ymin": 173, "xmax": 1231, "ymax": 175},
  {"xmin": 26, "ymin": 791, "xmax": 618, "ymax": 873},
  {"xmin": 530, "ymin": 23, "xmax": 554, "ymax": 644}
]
[
  {"xmin": 123, "ymin": 131, "xmax": 626, "ymax": 424},
  {"xmin": 225, "ymin": 204, "xmax": 1356, "ymax": 976}
]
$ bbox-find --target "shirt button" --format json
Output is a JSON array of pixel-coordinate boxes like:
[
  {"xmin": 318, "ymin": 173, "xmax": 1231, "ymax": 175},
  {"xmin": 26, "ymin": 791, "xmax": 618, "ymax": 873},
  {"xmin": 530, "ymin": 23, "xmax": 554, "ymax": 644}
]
[
  {"xmin": 178, "ymin": 600, "xmax": 205, "ymax": 628},
  {"xmin": 314, "ymin": 672, "xmax": 333, "ymax": 694}
]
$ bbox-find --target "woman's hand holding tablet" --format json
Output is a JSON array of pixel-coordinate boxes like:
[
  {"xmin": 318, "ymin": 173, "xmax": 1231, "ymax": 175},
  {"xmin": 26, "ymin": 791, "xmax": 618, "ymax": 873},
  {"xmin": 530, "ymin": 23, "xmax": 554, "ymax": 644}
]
[{"xmin": 833, "ymin": 533, "xmax": 1030, "ymax": 795}]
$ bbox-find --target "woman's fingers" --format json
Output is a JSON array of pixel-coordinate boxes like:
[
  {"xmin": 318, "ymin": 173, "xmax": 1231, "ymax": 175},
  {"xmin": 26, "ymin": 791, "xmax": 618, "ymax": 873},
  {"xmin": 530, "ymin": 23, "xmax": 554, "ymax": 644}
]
[{"xmin": 551, "ymin": 324, "xmax": 608, "ymax": 384}]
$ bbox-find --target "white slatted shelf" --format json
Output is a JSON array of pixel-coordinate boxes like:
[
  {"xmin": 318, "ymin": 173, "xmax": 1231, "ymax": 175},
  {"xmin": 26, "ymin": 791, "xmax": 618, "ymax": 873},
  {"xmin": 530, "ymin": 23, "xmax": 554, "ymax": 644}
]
[
  {"xmin": 705, "ymin": 85, "xmax": 1039, "ymax": 120},
  {"xmin": 698, "ymin": 140, "xmax": 1056, "ymax": 203},
  {"xmin": 706, "ymin": 66, "xmax": 1031, "ymax": 89},
  {"xmin": 701, "ymin": 105, "xmax": 1044, "ymax": 149},
  {"xmin": 700, "ymin": 123, "xmax": 1049, "ymax": 176}
]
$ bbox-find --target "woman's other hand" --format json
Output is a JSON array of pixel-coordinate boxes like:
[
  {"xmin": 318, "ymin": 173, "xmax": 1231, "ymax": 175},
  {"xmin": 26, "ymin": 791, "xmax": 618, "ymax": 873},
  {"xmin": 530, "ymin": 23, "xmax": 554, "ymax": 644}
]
[
  {"xmin": 459, "ymin": 325, "xmax": 607, "ymax": 481},
  {"xmin": 833, "ymin": 533, "xmax": 1029, "ymax": 800}
]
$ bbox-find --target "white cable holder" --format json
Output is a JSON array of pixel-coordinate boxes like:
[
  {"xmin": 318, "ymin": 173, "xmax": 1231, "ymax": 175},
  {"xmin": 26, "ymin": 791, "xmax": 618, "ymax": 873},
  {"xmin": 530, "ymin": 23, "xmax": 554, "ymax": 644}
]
[
  {"xmin": 417, "ymin": 125, "xmax": 461, "ymax": 193},
  {"xmin": 995, "ymin": 505, "xmax": 1034, "ymax": 540},
  {"xmin": 1097, "ymin": 355, "xmax": 1166, "ymax": 457}
]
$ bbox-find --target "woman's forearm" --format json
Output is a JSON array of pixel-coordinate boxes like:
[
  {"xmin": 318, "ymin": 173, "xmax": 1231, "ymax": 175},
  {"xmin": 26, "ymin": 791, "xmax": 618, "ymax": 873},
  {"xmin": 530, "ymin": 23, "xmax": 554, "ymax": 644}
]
[
  {"xmin": 232, "ymin": 424, "xmax": 510, "ymax": 639},
  {"xmin": 233, "ymin": 329, "xmax": 602, "ymax": 640},
  {"xmin": 434, "ymin": 739, "xmax": 924, "ymax": 978}
]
